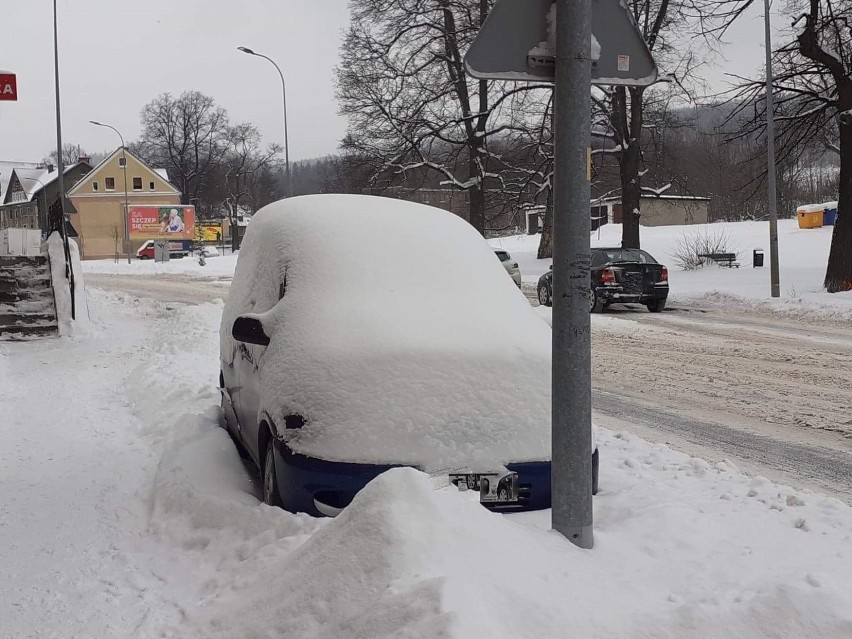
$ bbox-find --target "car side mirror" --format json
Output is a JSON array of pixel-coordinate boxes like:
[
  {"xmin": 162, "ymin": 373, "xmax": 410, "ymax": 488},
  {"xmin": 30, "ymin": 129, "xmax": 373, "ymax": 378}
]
[{"xmin": 232, "ymin": 315, "xmax": 270, "ymax": 346}]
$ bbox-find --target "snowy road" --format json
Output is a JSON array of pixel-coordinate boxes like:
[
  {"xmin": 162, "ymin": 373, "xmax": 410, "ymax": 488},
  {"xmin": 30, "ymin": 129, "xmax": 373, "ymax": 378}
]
[
  {"xmin": 85, "ymin": 273, "xmax": 231, "ymax": 304},
  {"xmin": 588, "ymin": 303, "xmax": 852, "ymax": 500},
  {"xmin": 86, "ymin": 275, "xmax": 852, "ymax": 501}
]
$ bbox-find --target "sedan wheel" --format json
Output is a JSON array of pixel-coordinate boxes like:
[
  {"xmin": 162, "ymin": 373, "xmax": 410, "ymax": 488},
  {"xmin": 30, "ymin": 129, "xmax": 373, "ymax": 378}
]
[
  {"xmin": 538, "ymin": 285, "xmax": 551, "ymax": 307},
  {"xmin": 262, "ymin": 443, "xmax": 283, "ymax": 507},
  {"xmin": 646, "ymin": 297, "xmax": 667, "ymax": 313}
]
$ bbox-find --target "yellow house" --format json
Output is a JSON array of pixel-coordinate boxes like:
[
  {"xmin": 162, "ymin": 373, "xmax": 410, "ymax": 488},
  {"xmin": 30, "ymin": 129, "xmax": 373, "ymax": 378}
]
[{"xmin": 68, "ymin": 148, "xmax": 181, "ymax": 259}]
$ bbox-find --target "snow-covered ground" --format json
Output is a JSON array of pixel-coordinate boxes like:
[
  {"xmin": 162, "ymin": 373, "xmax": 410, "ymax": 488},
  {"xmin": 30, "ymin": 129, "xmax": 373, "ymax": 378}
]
[
  {"xmin": 489, "ymin": 219, "xmax": 852, "ymax": 319},
  {"xmin": 4, "ymin": 286, "xmax": 852, "ymax": 637}
]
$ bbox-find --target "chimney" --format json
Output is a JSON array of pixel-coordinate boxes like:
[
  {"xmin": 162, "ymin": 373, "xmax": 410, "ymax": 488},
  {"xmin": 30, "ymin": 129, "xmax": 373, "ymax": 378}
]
[
  {"xmin": 47, "ymin": 163, "xmax": 55, "ymax": 173},
  {"xmin": 78, "ymin": 155, "xmax": 91, "ymax": 166}
]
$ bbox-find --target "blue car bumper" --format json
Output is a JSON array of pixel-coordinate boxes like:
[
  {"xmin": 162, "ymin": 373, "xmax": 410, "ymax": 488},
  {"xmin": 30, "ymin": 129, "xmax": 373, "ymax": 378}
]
[{"xmin": 271, "ymin": 441, "xmax": 598, "ymax": 517}]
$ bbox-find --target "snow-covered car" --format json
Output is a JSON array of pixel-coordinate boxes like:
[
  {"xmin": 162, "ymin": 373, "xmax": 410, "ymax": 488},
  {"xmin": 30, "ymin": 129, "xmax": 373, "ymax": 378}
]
[
  {"xmin": 219, "ymin": 194, "xmax": 598, "ymax": 517},
  {"xmin": 494, "ymin": 249, "xmax": 522, "ymax": 287}
]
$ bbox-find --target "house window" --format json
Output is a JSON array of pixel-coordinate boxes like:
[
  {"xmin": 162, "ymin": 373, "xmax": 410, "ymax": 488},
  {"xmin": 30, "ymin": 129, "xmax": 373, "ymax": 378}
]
[
  {"xmin": 93, "ymin": 181, "xmax": 99, "ymax": 192},
  {"xmin": 149, "ymin": 181, "xmax": 155, "ymax": 191},
  {"xmin": 119, "ymin": 156, "xmax": 127, "ymax": 167},
  {"xmin": 105, "ymin": 177, "xmax": 115, "ymax": 191},
  {"xmin": 132, "ymin": 177, "xmax": 143, "ymax": 191}
]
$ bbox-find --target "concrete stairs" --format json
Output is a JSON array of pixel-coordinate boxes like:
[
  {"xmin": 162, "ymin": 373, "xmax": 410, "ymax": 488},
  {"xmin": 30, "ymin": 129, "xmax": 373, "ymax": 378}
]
[{"xmin": 0, "ymin": 255, "xmax": 59, "ymax": 339}]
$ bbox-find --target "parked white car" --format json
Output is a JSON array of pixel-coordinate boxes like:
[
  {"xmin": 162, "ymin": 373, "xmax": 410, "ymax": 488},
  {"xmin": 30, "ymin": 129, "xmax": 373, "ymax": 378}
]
[{"xmin": 495, "ymin": 249, "xmax": 522, "ymax": 287}]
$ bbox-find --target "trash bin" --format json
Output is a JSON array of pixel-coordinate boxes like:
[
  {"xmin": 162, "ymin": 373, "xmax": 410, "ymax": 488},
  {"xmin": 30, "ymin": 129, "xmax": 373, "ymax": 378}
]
[
  {"xmin": 753, "ymin": 249, "xmax": 764, "ymax": 268},
  {"xmin": 823, "ymin": 206, "xmax": 838, "ymax": 226},
  {"xmin": 797, "ymin": 205, "xmax": 824, "ymax": 229}
]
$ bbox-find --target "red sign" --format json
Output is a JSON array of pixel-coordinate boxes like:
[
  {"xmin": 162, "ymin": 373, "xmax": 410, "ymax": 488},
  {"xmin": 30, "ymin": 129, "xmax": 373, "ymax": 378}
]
[{"xmin": 0, "ymin": 73, "xmax": 17, "ymax": 101}]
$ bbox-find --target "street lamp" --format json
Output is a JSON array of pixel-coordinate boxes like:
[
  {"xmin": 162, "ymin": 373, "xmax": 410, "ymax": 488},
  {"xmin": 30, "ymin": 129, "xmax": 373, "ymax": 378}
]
[
  {"xmin": 237, "ymin": 46, "xmax": 293, "ymax": 198},
  {"xmin": 89, "ymin": 120, "xmax": 131, "ymax": 264},
  {"xmin": 53, "ymin": 0, "xmax": 75, "ymax": 320}
]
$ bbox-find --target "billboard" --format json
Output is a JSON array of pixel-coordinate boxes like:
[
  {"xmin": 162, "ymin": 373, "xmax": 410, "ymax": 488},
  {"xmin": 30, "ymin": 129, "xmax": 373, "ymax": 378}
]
[
  {"xmin": 196, "ymin": 223, "xmax": 224, "ymax": 242},
  {"xmin": 128, "ymin": 205, "xmax": 196, "ymax": 241}
]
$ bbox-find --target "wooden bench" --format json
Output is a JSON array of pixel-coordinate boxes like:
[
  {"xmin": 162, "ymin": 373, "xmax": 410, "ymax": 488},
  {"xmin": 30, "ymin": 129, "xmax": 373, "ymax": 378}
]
[{"xmin": 698, "ymin": 252, "xmax": 740, "ymax": 268}]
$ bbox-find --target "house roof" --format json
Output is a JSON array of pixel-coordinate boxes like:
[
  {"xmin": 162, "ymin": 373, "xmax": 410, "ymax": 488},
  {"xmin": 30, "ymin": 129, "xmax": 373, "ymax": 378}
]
[
  {"xmin": 4, "ymin": 163, "xmax": 91, "ymax": 205},
  {"xmin": 67, "ymin": 147, "xmax": 177, "ymax": 196},
  {"xmin": 593, "ymin": 194, "xmax": 711, "ymax": 204},
  {"xmin": 0, "ymin": 160, "xmax": 41, "ymax": 201}
]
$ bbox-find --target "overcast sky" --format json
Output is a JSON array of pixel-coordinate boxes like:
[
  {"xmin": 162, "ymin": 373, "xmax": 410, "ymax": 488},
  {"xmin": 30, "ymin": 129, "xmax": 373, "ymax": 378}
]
[{"xmin": 1, "ymin": 0, "xmax": 777, "ymax": 165}]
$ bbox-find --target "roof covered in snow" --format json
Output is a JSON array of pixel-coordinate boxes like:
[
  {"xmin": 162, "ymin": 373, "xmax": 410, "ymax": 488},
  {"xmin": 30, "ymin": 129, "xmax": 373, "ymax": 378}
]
[
  {"xmin": 0, "ymin": 160, "xmax": 41, "ymax": 202},
  {"xmin": 2, "ymin": 162, "xmax": 91, "ymax": 204},
  {"xmin": 221, "ymin": 194, "xmax": 554, "ymax": 469}
]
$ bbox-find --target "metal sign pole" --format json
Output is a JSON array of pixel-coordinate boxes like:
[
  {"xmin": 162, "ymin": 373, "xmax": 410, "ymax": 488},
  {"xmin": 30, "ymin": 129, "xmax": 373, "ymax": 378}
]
[{"xmin": 552, "ymin": 0, "xmax": 593, "ymax": 548}]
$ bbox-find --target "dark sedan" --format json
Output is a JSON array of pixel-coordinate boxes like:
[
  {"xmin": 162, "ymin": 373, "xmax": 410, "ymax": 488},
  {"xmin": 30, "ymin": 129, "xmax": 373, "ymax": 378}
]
[{"xmin": 537, "ymin": 247, "xmax": 669, "ymax": 313}]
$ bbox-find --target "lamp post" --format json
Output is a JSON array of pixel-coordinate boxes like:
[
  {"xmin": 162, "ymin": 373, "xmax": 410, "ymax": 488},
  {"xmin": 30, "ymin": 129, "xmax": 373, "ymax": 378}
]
[
  {"xmin": 237, "ymin": 46, "xmax": 292, "ymax": 198},
  {"xmin": 89, "ymin": 120, "xmax": 131, "ymax": 263},
  {"xmin": 763, "ymin": 0, "xmax": 781, "ymax": 297},
  {"xmin": 53, "ymin": 0, "xmax": 75, "ymax": 319}
]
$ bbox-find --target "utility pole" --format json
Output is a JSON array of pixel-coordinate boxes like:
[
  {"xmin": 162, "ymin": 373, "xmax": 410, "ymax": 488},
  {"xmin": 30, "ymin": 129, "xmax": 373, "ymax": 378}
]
[
  {"xmin": 551, "ymin": 0, "xmax": 593, "ymax": 548},
  {"xmin": 764, "ymin": 0, "xmax": 781, "ymax": 297},
  {"xmin": 53, "ymin": 0, "xmax": 75, "ymax": 320}
]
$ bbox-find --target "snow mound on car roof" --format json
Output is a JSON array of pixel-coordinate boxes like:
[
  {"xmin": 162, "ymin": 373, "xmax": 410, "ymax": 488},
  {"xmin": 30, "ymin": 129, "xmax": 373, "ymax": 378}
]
[{"xmin": 221, "ymin": 195, "xmax": 553, "ymax": 469}]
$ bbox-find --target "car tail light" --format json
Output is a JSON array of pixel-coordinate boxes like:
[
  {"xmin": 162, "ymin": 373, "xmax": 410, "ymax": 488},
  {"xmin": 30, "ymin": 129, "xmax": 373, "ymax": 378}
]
[
  {"xmin": 600, "ymin": 267, "xmax": 616, "ymax": 284},
  {"xmin": 659, "ymin": 266, "xmax": 669, "ymax": 283}
]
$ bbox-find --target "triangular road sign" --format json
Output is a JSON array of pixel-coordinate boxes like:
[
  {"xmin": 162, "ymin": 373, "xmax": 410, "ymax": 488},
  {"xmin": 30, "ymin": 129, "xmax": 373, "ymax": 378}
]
[{"xmin": 465, "ymin": 0, "xmax": 658, "ymax": 86}]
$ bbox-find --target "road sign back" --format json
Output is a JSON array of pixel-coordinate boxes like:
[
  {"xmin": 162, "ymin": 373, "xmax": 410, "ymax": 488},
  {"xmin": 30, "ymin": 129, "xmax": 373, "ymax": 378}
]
[
  {"xmin": 465, "ymin": 0, "xmax": 658, "ymax": 86},
  {"xmin": 0, "ymin": 72, "xmax": 18, "ymax": 101}
]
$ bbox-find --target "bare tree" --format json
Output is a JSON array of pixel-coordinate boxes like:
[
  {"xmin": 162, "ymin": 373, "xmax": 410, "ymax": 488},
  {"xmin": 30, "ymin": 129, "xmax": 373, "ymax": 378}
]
[
  {"xmin": 588, "ymin": 0, "xmax": 721, "ymax": 249},
  {"xmin": 43, "ymin": 143, "xmax": 88, "ymax": 167},
  {"xmin": 219, "ymin": 123, "xmax": 282, "ymax": 223},
  {"xmin": 721, "ymin": 0, "xmax": 852, "ymax": 292},
  {"xmin": 336, "ymin": 0, "xmax": 551, "ymax": 235},
  {"xmin": 138, "ymin": 91, "xmax": 230, "ymax": 207}
]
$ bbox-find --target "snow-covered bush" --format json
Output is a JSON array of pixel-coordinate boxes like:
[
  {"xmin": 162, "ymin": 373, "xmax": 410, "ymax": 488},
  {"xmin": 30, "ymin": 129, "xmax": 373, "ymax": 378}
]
[{"xmin": 672, "ymin": 228, "xmax": 739, "ymax": 270}]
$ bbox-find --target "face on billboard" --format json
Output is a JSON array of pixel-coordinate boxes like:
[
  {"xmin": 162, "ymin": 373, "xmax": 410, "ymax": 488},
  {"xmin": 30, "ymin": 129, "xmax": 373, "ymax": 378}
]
[{"xmin": 128, "ymin": 206, "xmax": 196, "ymax": 240}]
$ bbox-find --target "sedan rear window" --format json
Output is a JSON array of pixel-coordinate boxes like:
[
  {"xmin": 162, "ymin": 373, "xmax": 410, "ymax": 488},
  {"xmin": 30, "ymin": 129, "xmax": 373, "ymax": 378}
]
[
  {"xmin": 593, "ymin": 249, "xmax": 657, "ymax": 265},
  {"xmin": 495, "ymin": 251, "xmax": 511, "ymax": 262}
]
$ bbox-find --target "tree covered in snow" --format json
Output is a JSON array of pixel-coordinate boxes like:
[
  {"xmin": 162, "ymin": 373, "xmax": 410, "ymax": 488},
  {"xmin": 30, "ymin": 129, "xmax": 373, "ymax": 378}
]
[
  {"xmin": 135, "ymin": 91, "xmax": 283, "ymax": 220},
  {"xmin": 722, "ymin": 0, "xmax": 852, "ymax": 292},
  {"xmin": 589, "ymin": 0, "xmax": 721, "ymax": 250},
  {"xmin": 336, "ymin": 0, "xmax": 552, "ymax": 236},
  {"xmin": 138, "ymin": 91, "xmax": 231, "ymax": 208}
]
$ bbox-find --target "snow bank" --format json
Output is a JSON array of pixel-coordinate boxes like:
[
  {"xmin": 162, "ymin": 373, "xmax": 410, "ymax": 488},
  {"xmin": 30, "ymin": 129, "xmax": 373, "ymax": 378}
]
[
  {"xmin": 81, "ymin": 251, "xmax": 238, "ymax": 280},
  {"xmin": 153, "ymin": 421, "xmax": 852, "ymax": 639},
  {"xmin": 46, "ymin": 233, "xmax": 90, "ymax": 335},
  {"xmin": 222, "ymin": 195, "xmax": 554, "ymax": 469}
]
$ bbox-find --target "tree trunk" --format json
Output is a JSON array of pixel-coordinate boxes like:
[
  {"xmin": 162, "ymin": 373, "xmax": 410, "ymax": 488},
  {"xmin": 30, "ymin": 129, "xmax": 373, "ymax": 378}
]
[
  {"xmin": 824, "ymin": 112, "xmax": 852, "ymax": 292},
  {"xmin": 537, "ymin": 190, "xmax": 554, "ymax": 259},
  {"xmin": 613, "ymin": 86, "xmax": 644, "ymax": 249},
  {"xmin": 620, "ymin": 141, "xmax": 642, "ymax": 248},
  {"xmin": 468, "ymin": 179, "xmax": 486, "ymax": 235}
]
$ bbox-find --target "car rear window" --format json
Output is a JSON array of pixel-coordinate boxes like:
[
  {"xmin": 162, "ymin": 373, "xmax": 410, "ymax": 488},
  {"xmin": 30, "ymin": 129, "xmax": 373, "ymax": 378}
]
[
  {"xmin": 495, "ymin": 251, "xmax": 511, "ymax": 262},
  {"xmin": 593, "ymin": 249, "xmax": 657, "ymax": 265}
]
